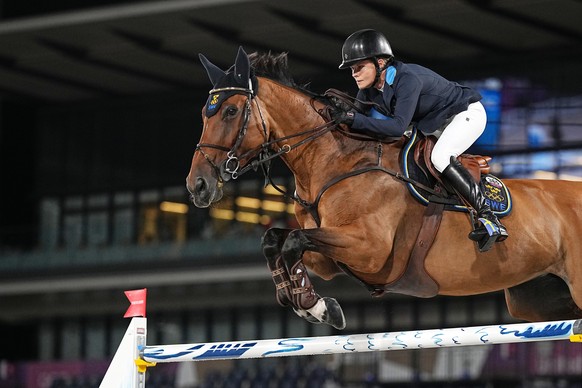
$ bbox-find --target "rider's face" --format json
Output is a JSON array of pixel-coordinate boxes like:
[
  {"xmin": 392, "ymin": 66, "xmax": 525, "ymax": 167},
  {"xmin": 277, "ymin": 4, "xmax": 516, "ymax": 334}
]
[{"xmin": 350, "ymin": 60, "xmax": 377, "ymax": 89}]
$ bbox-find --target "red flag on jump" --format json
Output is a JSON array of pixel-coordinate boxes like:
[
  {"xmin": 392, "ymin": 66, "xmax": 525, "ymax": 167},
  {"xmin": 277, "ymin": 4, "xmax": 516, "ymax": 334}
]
[{"xmin": 124, "ymin": 288, "xmax": 147, "ymax": 318}]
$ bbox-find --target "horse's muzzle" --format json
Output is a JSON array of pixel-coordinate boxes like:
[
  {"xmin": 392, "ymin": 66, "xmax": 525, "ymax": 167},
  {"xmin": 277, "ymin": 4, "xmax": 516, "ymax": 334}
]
[{"xmin": 186, "ymin": 175, "xmax": 223, "ymax": 208}]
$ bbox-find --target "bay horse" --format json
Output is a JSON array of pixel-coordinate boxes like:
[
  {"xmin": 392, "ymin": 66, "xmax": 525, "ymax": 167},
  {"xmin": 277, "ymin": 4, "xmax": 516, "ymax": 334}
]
[{"xmin": 186, "ymin": 47, "xmax": 582, "ymax": 330}]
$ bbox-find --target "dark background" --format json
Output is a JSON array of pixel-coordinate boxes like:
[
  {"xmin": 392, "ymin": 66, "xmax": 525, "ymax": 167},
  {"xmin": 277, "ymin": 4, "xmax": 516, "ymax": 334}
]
[{"xmin": 0, "ymin": 2, "xmax": 581, "ymax": 383}]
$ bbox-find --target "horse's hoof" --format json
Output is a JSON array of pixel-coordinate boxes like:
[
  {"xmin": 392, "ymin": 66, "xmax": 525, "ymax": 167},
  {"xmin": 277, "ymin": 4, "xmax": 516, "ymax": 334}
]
[
  {"xmin": 307, "ymin": 297, "xmax": 346, "ymax": 330},
  {"xmin": 292, "ymin": 308, "xmax": 321, "ymax": 324},
  {"xmin": 322, "ymin": 297, "xmax": 346, "ymax": 330}
]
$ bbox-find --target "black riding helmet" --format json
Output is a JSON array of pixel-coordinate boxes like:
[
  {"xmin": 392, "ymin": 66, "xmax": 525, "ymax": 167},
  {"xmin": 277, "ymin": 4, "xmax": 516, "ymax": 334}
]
[{"xmin": 338, "ymin": 29, "xmax": 393, "ymax": 69}]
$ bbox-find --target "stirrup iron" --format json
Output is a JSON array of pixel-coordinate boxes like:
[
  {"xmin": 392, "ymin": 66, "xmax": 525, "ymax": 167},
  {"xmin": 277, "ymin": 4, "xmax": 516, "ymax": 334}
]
[{"xmin": 469, "ymin": 217, "xmax": 508, "ymax": 252}]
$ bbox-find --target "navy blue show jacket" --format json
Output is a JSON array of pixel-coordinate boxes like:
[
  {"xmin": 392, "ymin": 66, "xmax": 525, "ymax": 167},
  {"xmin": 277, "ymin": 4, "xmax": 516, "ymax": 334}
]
[{"xmin": 351, "ymin": 61, "xmax": 482, "ymax": 137}]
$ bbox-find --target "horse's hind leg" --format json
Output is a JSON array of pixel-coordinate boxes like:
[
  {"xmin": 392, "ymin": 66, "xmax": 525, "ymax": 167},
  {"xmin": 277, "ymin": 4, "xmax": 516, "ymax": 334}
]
[
  {"xmin": 280, "ymin": 229, "xmax": 346, "ymax": 330},
  {"xmin": 505, "ymin": 274, "xmax": 582, "ymax": 321}
]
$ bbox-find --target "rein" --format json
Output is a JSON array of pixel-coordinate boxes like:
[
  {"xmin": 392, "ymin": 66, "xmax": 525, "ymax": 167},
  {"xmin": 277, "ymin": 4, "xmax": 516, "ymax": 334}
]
[
  {"xmin": 293, "ymin": 141, "xmax": 442, "ymax": 227},
  {"xmin": 195, "ymin": 85, "xmax": 442, "ymax": 226}
]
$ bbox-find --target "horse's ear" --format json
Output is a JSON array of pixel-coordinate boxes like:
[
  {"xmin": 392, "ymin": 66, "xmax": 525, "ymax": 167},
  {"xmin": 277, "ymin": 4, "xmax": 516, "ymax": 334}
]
[
  {"xmin": 233, "ymin": 46, "xmax": 250, "ymax": 86},
  {"xmin": 199, "ymin": 53, "xmax": 226, "ymax": 86}
]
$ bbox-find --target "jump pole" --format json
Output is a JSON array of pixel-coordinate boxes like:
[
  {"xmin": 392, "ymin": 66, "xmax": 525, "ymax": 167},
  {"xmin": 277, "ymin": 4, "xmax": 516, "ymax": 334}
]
[{"xmin": 100, "ymin": 289, "xmax": 582, "ymax": 388}]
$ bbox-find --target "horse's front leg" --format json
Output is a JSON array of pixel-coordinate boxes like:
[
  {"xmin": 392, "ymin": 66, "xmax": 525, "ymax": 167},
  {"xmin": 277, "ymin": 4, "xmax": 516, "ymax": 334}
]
[
  {"xmin": 280, "ymin": 228, "xmax": 346, "ymax": 330},
  {"xmin": 261, "ymin": 227, "xmax": 294, "ymax": 307},
  {"xmin": 262, "ymin": 227, "xmax": 324, "ymax": 325}
]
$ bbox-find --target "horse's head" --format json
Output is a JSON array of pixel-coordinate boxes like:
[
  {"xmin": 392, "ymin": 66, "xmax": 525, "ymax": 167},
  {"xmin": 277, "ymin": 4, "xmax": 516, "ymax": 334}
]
[{"xmin": 187, "ymin": 47, "xmax": 266, "ymax": 208}]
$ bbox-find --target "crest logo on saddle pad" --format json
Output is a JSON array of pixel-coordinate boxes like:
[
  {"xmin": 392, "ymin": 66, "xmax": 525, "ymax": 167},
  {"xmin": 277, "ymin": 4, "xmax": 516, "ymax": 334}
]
[{"xmin": 483, "ymin": 175, "xmax": 508, "ymax": 213}]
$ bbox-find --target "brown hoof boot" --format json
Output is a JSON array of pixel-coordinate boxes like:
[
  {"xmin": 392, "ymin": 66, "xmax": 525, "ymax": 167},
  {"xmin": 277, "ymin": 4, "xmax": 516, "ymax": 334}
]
[
  {"xmin": 289, "ymin": 261, "xmax": 319, "ymax": 310},
  {"xmin": 269, "ymin": 257, "xmax": 292, "ymax": 307}
]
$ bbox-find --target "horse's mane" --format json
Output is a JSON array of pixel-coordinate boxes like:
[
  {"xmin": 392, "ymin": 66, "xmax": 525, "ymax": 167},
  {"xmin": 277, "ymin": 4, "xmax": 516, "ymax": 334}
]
[
  {"xmin": 249, "ymin": 51, "xmax": 392, "ymax": 153},
  {"xmin": 249, "ymin": 52, "xmax": 313, "ymax": 95}
]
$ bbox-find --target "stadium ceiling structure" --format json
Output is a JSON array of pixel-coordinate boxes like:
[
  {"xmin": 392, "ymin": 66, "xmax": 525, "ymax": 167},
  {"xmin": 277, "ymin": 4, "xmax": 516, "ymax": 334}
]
[{"xmin": 0, "ymin": 0, "xmax": 580, "ymax": 102}]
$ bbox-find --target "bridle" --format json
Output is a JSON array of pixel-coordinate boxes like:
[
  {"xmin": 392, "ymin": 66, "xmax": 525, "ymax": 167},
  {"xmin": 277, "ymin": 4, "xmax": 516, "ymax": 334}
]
[{"xmin": 195, "ymin": 82, "xmax": 337, "ymax": 185}]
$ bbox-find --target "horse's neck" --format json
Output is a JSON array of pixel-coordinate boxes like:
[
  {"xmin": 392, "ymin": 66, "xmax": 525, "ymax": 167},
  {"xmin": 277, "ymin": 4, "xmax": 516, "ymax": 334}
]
[{"xmin": 258, "ymin": 79, "xmax": 400, "ymax": 200}]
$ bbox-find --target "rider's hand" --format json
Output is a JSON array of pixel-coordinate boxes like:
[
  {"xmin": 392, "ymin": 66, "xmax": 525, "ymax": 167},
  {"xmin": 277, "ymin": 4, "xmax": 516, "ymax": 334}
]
[
  {"xmin": 331, "ymin": 108, "xmax": 355, "ymax": 126},
  {"xmin": 330, "ymin": 97, "xmax": 353, "ymax": 113}
]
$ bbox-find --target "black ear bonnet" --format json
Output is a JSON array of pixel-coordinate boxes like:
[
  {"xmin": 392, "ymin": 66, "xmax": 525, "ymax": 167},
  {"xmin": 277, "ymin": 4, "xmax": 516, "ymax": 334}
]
[{"xmin": 199, "ymin": 46, "xmax": 259, "ymax": 118}]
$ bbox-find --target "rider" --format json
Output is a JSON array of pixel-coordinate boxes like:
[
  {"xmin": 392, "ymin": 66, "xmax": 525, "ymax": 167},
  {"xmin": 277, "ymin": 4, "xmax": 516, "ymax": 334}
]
[{"xmin": 333, "ymin": 29, "xmax": 507, "ymax": 250}]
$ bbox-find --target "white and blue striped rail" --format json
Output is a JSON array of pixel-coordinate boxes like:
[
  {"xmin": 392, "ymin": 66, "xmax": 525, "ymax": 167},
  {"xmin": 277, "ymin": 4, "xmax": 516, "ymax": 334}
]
[
  {"xmin": 100, "ymin": 307, "xmax": 582, "ymax": 387},
  {"xmin": 141, "ymin": 319, "xmax": 581, "ymax": 364}
]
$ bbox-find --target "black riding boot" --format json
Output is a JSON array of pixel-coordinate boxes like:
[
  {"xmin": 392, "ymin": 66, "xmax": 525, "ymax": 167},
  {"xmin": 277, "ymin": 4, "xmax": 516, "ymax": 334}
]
[{"xmin": 442, "ymin": 157, "xmax": 508, "ymax": 252}]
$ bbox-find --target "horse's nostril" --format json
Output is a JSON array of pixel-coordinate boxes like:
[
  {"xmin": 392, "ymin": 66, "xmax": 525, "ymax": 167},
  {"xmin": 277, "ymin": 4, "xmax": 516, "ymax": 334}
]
[{"xmin": 195, "ymin": 177, "xmax": 207, "ymax": 193}]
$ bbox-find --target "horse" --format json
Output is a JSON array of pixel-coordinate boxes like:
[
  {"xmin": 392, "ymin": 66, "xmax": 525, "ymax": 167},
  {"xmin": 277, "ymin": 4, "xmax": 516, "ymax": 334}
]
[{"xmin": 186, "ymin": 47, "xmax": 582, "ymax": 330}]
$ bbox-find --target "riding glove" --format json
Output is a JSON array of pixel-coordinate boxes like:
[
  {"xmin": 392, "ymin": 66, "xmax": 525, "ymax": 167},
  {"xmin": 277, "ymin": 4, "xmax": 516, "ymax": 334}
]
[
  {"xmin": 331, "ymin": 109, "xmax": 355, "ymax": 126},
  {"xmin": 329, "ymin": 96, "xmax": 356, "ymax": 126}
]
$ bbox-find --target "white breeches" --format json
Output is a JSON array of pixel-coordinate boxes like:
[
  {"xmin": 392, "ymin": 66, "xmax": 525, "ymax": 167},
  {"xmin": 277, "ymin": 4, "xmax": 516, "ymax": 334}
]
[{"xmin": 430, "ymin": 101, "xmax": 487, "ymax": 173}]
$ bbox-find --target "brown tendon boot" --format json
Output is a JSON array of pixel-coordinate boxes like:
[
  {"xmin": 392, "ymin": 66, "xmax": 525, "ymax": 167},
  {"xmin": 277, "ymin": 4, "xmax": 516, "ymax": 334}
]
[{"xmin": 268, "ymin": 256, "xmax": 293, "ymax": 307}]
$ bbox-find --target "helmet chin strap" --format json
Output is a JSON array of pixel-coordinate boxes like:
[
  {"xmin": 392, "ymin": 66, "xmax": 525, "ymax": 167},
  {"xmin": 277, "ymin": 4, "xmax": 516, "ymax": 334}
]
[{"xmin": 372, "ymin": 57, "xmax": 390, "ymax": 88}]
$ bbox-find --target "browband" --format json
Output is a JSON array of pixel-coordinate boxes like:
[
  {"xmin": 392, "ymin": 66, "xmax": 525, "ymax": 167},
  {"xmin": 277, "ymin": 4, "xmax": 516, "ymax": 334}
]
[
  {"xmin": 209, "ymin": 86, "xmax": 252, "ymax": 94},
  {"xmin": 210, "ymin": 79, "xmax": 255, "ymax": 96}
]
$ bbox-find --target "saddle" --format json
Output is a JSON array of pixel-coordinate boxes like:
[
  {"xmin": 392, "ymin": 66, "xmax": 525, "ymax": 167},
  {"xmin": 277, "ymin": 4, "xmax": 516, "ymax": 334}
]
[
  {"xmin": 402, "ymin": 129, "xmax": 512, "ymax": 216},
  {"xmin": 415, "ymin": 135, "xmax": 491, "ymax": 186}
]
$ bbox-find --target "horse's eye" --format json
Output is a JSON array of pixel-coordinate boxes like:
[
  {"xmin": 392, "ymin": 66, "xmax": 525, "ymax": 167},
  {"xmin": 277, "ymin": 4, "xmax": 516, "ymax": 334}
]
[{"xmin": 224, "ymin": 106, "xmax": 238, "ymax": 118}]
